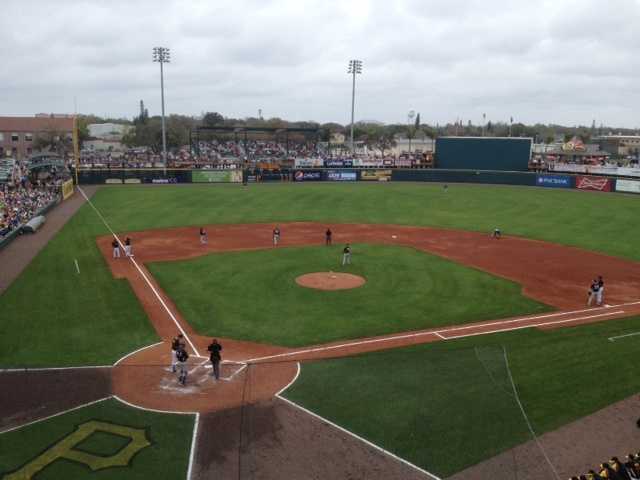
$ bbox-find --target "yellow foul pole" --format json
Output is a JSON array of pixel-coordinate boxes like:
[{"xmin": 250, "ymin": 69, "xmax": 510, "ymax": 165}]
[{"xmin": 72, "ymin": 115, "xmax": 80, "ymax": 185}]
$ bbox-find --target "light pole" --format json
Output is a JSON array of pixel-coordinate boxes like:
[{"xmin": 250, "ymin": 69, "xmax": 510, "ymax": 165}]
[
  {"xmin": 348, "ymin": 59, "xmax": 362, "ymax": 154},
  {"xmin": 509, "ymin": 116, "xmax": 513, "ymax": 137},
  {"xmin": 482, "ymin": 113, "xmax": 486, "ymax": 137},
  {"xmin": 153, "ymin": 47, "xmax": 170, "ymax": 170}
]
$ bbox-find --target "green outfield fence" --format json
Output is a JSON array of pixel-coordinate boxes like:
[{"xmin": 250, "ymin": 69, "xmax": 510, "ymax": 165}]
[{"xmin": 70, "ymin": 167, "xmax": 638, "ymax": 195}]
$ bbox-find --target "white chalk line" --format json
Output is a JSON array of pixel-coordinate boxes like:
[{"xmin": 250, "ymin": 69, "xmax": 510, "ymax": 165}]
[
  {"xmin": 503, "ymin": 347, "xmax": 560, "ymax": 480},
  {"xmin": 187, "ymin": 413, "xmax": 200, "ymax": 480},
  {"xmin": 275, "ymin": 362, "xmax": 301, "ymax": 397},
  {"xmin": 78, "ymin": 187, "xmax": 200, "ymax": 356},
  {"xmin": 441, "ymin": 310, "xmax": 624, "ymax": 340},
  {"xmin": 113, "ymin": 341, "xmax": 165, "ymax": 366},
  {"xmin": 1, "ymin": 365, "xmax": 110, "ymax": 373},
  {"xmin": 74, "ymin": 258, "xmax": 80, "ymax": 274},
  {"xmin": 0, "ymin": 396, "xmax": 112, "ymax": 435},
  {"xmin": 276, "ymin": 395, "xmax": 442, "ymax": 480},
  {"xmin": 608, "ymin": 331, "xmax": 640, "ymax": 342},
  {"xmin": 112, "ymin": 395, "xmax": 198, "ymax": 415},
  {"xmin": 244, "ymin": 304, "xmax": 636, "ymax": 363}
]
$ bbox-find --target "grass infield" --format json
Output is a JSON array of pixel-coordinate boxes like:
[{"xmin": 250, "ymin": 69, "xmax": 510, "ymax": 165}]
[
  {"xmin": 0, "ymin": 398, "xmax": 194, "ymax": 479},
  {"xmin": 148, "ymin": 244, "xmax": 549, "ymax": 346}
]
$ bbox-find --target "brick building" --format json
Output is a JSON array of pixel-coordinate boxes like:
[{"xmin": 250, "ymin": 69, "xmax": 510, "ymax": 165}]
[{"xmin": 0, "ymin": 115, "xmax": 74, "ymax": 160}]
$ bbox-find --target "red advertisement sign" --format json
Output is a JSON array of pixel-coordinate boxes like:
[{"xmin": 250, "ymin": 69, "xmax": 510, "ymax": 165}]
[{"xmin": 576, "ymin": 175, "xmax": 612, "ymax": 192}]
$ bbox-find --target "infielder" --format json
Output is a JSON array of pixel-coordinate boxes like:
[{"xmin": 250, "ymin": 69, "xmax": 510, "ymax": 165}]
[
  {"xmin": 492, "ymin": 228, "xmax": 501, "ymax": 239},
  {"xmin": 170, "ymin": 333, "xmax": 186, "ymax": 372},
  {"xmin": 207, "ymin": 338, "xmax": 223, "ymax": 380},
  {"xmin": 112, "ymin": 238, "xmax": 121, "ymax": 259},
  {"xmin": 273, "ymin": 226, "xmax": 281, "ymax": 246},
  {"xmin": 175, "ymin": 345, "xmax": 189, "ymax": 385},
  {"xmin": 325, "ymin": 228, "xmax": 332, "ymax": 246},
  {"xmin": 199, "ymin": 227, "xmax": 208, "ymax": 245},
  {"xmin": 596, "ymin": 275, "xmax": 605, "ymax": 306},
  {"xmin": 342, "ymin": 244, "xmax": 352, "ymax": 266},
  {"xmin": 587, "ymin": 278, "xmax": 600, "ymax": 306},
  {"xmin": 124, "ymin": 237, "xmax": 133, "ymax": 257}
]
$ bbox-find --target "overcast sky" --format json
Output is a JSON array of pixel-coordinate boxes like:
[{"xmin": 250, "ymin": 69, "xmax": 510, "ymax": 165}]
[{"xmin": 2, "ymin": 0, "xmax": 640, "ymax": 127}]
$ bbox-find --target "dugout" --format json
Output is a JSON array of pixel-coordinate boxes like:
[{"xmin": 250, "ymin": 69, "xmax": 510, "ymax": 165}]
[{"xmin": 435, "ymin": 137, "xmax": 532, "ymax": 172}]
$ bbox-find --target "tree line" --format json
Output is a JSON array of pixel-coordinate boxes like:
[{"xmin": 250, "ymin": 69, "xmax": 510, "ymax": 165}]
[{"xmin": 73, "ymin": 111, "xmax": 640, "ymax": 154}]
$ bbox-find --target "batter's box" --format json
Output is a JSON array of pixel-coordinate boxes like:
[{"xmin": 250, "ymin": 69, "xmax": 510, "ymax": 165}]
[{"xmin": 201, "ymin": 360, "xmax": 247, "ymax": 382}]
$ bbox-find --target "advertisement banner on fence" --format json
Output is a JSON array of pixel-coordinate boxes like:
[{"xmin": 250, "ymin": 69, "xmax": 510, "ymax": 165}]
[
  {"xmin": 105, "ymin": 178, "xmax": 123, "ymax": 184},
  {"xmin": 536, "ymin": 174, "xmax": 572, "ymax": 188},
  {"xmin": 151, "ymin": 178, "xmax": 178, "ymax": 184},
  {"xmin": 124, "ymin": 178, "xmax": 141, "ymax": 184},
  {"xmin": 616, "ymin": 179, "xmax": 640, "ymax": 194},
  {"xmin": 324, "ymin": 159, "xmax": 353, "ymax": 168},
  {"xmin": 61, "ymin": 179, "xmax": 74, "ymax": 200},
  {"xmin": 327, "ymin": 170, "xmax": 357, "ymax": 181},
  {"xmin": 360, "ymin": 169, "xmax": 392, "ymax": 181},
  {"xmin": 294, "ymin": 170, "xmax": 323, "ymax": 182},
  {"xmin": 576, "ymin": 176, "xmax": 612, "ymax": 192},
  {"xmin": 192, "ymin": 170, "xmax": 242, "ymax": 183}
]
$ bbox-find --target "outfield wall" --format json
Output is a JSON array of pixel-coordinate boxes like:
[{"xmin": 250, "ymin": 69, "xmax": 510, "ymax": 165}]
[{"xmin": 72, "ymin": 168, "xmax": 639, "ymax": 195}]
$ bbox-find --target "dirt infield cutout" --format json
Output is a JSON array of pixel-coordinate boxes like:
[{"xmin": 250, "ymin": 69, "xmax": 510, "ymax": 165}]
[{"xmin": 295, "ymin": 272, "xmax": 366, "ymax": 290}]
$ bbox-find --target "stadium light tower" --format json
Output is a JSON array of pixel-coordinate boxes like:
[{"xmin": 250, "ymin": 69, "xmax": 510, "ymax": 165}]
[
  {"xmin": 348, "ymin": 59, "xmax": 363, "ymax": 153},
  {"xmin": 153, "ymin": 47, "xmax": 171, "ymax": 168}
]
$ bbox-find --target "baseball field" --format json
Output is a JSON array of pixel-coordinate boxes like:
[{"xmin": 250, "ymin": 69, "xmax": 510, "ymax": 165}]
[{"xmin": 2, "ymin": 182, "xmax": 640, "ymax": 479}]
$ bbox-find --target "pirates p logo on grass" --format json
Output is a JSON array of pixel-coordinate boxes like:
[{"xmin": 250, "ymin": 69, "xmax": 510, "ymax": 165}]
[{"xmin": 4, "ymin": 420, "xmax": 150, "ymax": 479}]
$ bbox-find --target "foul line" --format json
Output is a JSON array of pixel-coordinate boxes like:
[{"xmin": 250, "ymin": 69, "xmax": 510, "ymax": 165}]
[
  {"xmin": 441, "ymin": 311, "xmax": 624, "ymax": 340},
  {"xmin": 243, "ymin": 307, "xmax": 630, "ymax": 363},
  {"xmin": 78, "ymin": 187, "xmax": 200, "ymax": 356},
  {"xmin": 187, "ymin": 413, "xmax": 200, "ymax": 480},
  {"xmin": 608, "ymin": 331, "xmax": 640, "ymax": 342},
  {"xmin": 276, "ymin": 394, "xmax": 442, "ymax": 480},
  {"xmin": 503, "ymin": 347, "xmax": 560, "ymax": 480},
  {"xmin": 0, "ymin": 396, "xmax": 112, "ymax": 435}
]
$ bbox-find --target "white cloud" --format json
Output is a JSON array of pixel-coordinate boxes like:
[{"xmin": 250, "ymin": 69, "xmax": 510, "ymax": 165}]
[{"xmin": 1, "ymin": 0, "xmax": 639, "ymax": 127}]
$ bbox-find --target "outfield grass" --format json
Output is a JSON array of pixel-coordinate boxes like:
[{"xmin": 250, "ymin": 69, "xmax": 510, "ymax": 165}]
[
  {"xmin": 148, "ymin": 244, "xmax": 549, "ymax": 346},
  {"xmin": 0, "ymin": 198, "xmax": 159, "ymax": 367},
  {"xmin": 0, "ymin": 398, "xmax": 194, "ymax": 479},
  {"xmin": 283, "ymin": 314, "xmax": 640, "ymax": 476},
  {"xmin": 88, "ymin": 184, "xmax": 640, "ymax": 261}
]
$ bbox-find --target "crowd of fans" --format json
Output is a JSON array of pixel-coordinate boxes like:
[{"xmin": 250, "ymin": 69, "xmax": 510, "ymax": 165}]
[
  {"xmin": 0, "ymin": 159, "xmax": 63, "ymax": 239},
  {"xmin": 75, "ymin": 140, "xmax": 432, "ymax": 169},
  {"xmin": 571, "ymin": 454, "xmax": 640, "ymax": 479},
  {"xmin": 0, "ymin": 184, "xmax": 59, "ymax": 238}
]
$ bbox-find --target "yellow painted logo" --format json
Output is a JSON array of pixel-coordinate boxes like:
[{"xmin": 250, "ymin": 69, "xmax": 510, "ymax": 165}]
[{"xmin": 3, "ymin": 420, "xmax": 151, "ymax": 479}]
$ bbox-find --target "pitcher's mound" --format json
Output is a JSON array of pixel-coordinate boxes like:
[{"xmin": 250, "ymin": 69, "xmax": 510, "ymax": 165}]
[{"xmin": 295, "ymin": 272, "xmax": 366, "ymax": 291}]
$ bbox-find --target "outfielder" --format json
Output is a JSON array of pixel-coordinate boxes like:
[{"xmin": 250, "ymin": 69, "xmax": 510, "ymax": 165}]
[
  {"xmin": 199, "ymin": 227, "xmax": 208, "ymax": 245},
  {"xmin": 112, "ymin": 238, "xmax": 121, "ymax": 259}
]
